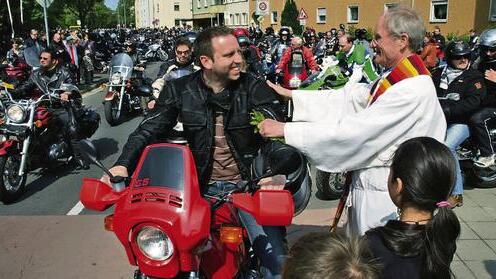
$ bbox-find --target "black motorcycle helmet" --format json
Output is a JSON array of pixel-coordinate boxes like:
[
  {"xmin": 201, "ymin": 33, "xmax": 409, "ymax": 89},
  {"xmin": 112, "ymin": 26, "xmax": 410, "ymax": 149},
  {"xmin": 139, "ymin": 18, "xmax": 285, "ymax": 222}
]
[
  {"xmin": 445, "ymin": 41, "xmax": 471, "ymax": 61},
  {"xmin": 303, "ymin": 30, "xmax": 316, "ymax": 43},
  {"xmin": 250, "ymin": 141, "xmax": 310, "ymax": 215},
  {"xmin": 279, "ymin": 27, "xmax": 291, "ymax": 40},
  {"xmin": 265, "ymin": 26, "xmax": 275, "ymax": 36}
]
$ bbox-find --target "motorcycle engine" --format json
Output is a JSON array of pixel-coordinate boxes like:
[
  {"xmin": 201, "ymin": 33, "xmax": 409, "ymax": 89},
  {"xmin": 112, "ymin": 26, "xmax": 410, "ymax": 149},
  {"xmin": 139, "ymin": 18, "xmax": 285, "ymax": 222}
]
[{"xmin": 48, "ymin": 141, "xmax": 69, "ymax": 161}]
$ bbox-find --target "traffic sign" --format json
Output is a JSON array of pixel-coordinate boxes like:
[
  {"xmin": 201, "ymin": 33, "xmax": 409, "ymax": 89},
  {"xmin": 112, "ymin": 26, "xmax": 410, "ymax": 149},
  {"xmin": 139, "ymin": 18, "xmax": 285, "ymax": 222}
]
[
  {"xmin": 298, "ymin": 8, "xmax": 308, "ymax": 20},
  {"xmin": 256, "ymin": 0, "xmax": 269, "ymax": 16},
  {"xmin": 35, "ymin": 0, "xmax": 54, "ymax": 8}
]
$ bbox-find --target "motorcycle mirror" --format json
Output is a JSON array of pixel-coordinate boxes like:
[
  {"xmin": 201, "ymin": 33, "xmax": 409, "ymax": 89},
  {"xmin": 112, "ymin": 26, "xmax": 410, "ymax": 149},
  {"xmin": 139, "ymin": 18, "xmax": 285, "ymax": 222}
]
[
  {"xmin": 78, "ymin": 139, "xmax": 115, "ymax": 179},
  {"xmin": 135, "ymin": 85, "xmax": 153, "ymax": 97}
]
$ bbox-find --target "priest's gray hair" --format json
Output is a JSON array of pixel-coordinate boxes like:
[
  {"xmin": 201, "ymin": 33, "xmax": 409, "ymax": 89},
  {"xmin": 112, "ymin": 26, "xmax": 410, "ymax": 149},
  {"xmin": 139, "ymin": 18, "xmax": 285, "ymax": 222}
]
[{"xmin": 384, "ymin": 6, "xmax": 425, "ymax": 52}]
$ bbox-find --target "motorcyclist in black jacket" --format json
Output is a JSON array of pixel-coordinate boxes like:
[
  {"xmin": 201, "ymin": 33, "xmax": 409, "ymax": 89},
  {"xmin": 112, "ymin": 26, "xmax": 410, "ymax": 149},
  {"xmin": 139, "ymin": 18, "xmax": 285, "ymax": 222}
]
[
  {"xmin": 13, "ymin": 49, "xmax": 88, "ymax": 168},
  {"xmin": 432, "ymin": 41, "xmax": 486, "ymax": 207},
  {"xmin": 102, "ymin": 27, "xmax": 290, "ymax": 278},
  {"xmin": 470, "ymin": 28, "xmax": 496, "ymax": 168}
]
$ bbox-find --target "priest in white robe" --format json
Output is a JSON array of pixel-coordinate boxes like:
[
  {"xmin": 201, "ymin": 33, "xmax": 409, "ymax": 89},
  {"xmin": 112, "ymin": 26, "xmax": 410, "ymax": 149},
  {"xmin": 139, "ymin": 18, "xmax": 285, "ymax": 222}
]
[{"xmin": 258, "ymin": 7, "xmax": 447, "ymax": 235}]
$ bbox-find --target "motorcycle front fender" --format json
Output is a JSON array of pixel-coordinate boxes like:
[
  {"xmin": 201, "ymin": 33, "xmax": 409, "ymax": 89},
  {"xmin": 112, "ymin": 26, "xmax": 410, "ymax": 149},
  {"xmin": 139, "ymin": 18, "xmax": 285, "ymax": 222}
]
[
  {"xmin": 0, "ymin": 140, "xmax": 16, "ymax": 156},
  {"xmin": 105, "ymin": 91, "xmax": 116, "ymax": 101}
]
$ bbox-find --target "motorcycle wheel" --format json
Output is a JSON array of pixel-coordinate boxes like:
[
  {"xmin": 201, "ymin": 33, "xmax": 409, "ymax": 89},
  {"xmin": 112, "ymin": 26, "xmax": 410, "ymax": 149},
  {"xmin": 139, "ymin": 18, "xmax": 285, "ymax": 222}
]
[
  {"xmin": 0, "ymin": 154, "xmax": 27, "ymax": 204},
  {"xmin": 104, "ymin": 98, "xmax": 122, "ymax": 126},
  {"xmin": 315, "ymin": 170, "xmax": 345, "ymax": 200}
]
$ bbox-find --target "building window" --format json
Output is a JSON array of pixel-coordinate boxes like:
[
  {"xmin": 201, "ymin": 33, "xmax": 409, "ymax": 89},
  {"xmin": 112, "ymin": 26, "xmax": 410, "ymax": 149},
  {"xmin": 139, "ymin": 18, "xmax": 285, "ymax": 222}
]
[
  {"xmin": 348, "ymin": 6, "xmax": 359, "ymax": 23},
  {"xmin": 197, "ymin": 0, "xmax": 201, "ymax": 8},
  {"xmin": 157, "ymin": 3, "xmax": 160, "ymax": 12},
  {"xmin": 430, "ymin": 0, "xmax": 448, "ymax": 22},
  {"xmin": 236, "ymin": 13, "xmax": 240, "ymax": 25},
  {"xmin": 175, "ymin": 19, "xmax": 180, "ymax": 26},
  {"xmin": 316, "ymin": 8, "xmax": 326, "ymax": 23},
  {"xmin": 490, "ymin": 0, "xmax": 496, "ymax": 21},
  {"xmin": 271, "ymin": 11, "xmax": 278, "ymax": 24},
  {"xmin": 385, "ymin": 3, "xmax": 399, "ymax": 11},
  {"xmin": 174, "ymin": 3, "xmax": 180, "ymax": 11},
  {"xmin": 230, "ymin": 14, "xmax": 234, "ymax": 25},
  {"xmin": 243, "ymin": 13, "xmax": 247, "ymax": 25}
]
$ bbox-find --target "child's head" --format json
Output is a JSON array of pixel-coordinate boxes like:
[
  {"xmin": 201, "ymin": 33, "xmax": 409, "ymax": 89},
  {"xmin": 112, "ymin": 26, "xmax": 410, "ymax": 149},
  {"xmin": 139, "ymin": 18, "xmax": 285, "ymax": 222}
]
[
  {"xmin": 388, "ymin": 137, "xmax": 456, "ymax": 211},
  {"xmin": 283, "ymin": 232, "xmax": 381, "ymax": 279}
]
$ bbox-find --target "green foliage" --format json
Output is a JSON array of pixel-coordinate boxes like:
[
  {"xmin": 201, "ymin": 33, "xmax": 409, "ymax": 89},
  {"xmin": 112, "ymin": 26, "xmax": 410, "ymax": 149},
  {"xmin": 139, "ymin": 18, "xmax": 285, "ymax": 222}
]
[
  {"xmin": 281, "ymin": 0, "xmax": 302, "ymax": 35},
  {"xmin": 117, "ymin": 0, "xmax": 135, "ymax": 27},
  {"xmin": 250, "ymin": 111, "xmax": 285, "ymax": 142},
  {"xmin": 447, "ymin": 32, "xmax": 470, "ymax": 43}
]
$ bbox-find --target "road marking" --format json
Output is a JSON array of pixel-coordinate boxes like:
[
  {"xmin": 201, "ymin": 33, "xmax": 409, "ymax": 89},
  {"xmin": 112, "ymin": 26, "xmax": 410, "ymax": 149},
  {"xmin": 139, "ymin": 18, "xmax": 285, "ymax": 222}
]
[
  {"xmin": 67, "ymin": 201, "xmax": 85, "ymax": 215},
  {"xmin": 82, "ymin": 86, "xmax": 103, "ymax": 99}
]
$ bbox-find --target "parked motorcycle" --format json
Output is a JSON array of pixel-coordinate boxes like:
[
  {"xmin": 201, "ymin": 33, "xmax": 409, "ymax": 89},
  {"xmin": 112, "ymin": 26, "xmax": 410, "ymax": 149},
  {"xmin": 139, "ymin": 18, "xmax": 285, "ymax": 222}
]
[
  {"xmin": 458, "ymin": 118, "xmax": 496, "ymax": 188},
  {"xmin": 79, "ymin": 139, "xmax": 300, "ymax": 278},
  {"xmin": 103, "ymin": 53, "xmax": 152, "ymax": 126},
  {"xmin": 0, "ymin": 82, "xmax": 99, "ymax": 203}
]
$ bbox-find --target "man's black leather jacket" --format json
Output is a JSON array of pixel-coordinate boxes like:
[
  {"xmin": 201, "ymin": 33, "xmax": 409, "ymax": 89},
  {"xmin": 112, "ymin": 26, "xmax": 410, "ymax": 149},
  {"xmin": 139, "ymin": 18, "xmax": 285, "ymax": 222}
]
[
  {"xmin": 115, "ymin": 71, "xmax": 284, "ymax": 186},
  {"xmin": 13, "ymin": 65, "xmax": 74, "ymax": 98},
  {"xmin": 156, "ymin": 59, "xmax": 195, "ymax": 79}
]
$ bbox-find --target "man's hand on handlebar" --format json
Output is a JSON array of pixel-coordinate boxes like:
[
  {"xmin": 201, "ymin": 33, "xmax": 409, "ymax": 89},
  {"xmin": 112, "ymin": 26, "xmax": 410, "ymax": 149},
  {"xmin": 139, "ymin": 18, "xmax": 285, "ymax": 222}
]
[
  {"xmin": 100, "ymin": 165, "xmax": 129, "ymax": 185},
  {"xmin": 60, "ymin": 91, "xmax": 71, "ymax": 102},
  {"xmin": 258, "ymin": 174, "xmax": 286, "ymax": 190}
]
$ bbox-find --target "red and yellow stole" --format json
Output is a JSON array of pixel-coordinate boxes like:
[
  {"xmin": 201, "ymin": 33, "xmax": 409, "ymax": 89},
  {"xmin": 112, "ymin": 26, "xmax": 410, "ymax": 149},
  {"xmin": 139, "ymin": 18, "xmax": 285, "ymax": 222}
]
[{"xmin": 368, "ymin": 54, "xmax": 430, "ymax": 106}]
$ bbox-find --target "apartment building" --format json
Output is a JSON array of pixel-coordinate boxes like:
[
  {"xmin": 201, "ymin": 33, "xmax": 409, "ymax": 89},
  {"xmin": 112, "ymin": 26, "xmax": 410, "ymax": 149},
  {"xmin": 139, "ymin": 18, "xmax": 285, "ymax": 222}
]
[
  {"xmin": 192, "ymin": 0, "xmax": 250, "ymax": 28},
  {"xmin": 252, "ymin": 0, "xmax": 496, "ymax": 35},
  {"xmin": 134, "ymin": 0, "xmax": 193, "ymax": 28}
]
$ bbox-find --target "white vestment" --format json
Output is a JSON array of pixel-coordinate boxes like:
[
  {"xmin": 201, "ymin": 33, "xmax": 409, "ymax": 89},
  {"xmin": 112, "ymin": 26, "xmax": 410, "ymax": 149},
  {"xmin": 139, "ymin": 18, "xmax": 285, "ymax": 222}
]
[{"xmin": 284, "ymin": 74, "xmax": 446, "ymax": 235}]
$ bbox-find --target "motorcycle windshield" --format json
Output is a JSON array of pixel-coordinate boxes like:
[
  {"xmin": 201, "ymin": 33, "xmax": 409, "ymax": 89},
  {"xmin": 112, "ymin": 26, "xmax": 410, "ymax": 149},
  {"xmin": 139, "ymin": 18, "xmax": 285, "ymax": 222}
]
[
  {"xmin": 109, "ymin": 53, "xmax": 134, "ymax": 81},
  {"xmin": 24, "ymin": 46, "xmax": 41, "ymax": 68},
  {"xmin": 289, "ymin": 52, "xmax": 304, "ymax": 74},
  {"xmin": 314, "ymin": 40, "xmax": 326, "ymax": 58},
  {"xmin": 164, "ymin": 68, "xmax": 192, "ymax": 81},
  {"xmin": 135, "ymin": 147, "xmax": 184, "ymax": 190}
]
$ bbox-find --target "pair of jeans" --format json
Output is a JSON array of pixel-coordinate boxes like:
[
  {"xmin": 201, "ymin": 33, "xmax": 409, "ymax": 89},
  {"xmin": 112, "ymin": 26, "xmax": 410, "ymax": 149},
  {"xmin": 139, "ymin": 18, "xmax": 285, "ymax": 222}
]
[
  {"xmin": 206, "ymin": 181, "xmax": 287, "ymax": 279},
  {"xmin": 445, "ymin": 124, "xmax": 470, "ymax": 195}
]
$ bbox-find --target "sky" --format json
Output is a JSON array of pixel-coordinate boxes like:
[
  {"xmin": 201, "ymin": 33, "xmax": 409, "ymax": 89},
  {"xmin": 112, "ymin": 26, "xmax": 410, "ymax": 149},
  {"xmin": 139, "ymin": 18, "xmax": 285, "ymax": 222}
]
[{"xmin": 104, "ymin": 0, "xmax": 119, "ymax": 10}]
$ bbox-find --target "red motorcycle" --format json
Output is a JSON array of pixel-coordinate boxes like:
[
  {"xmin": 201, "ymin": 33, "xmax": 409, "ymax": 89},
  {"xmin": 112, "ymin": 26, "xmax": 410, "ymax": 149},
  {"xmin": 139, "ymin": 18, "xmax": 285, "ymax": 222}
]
[
  {"xmin": 280, "ymin": 49, "xmax": 309, "ymax": 90},
  {"xmin": 79, "ymin": 140, "xmax": 299, "ymax": 278}
]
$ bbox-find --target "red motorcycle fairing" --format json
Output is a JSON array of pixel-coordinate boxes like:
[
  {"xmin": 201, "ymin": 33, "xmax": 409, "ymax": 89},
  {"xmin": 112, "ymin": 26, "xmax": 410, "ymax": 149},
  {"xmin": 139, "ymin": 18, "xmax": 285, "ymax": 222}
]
[
  {"xmin": 282, "ymin": 50, "xmax": 309, "ymax": 89},
  {"xmin": 104, "ymin": 91, "xmax": 117, "ymax": 101},
  {"xmin": 80, "ymin": 143, "xmax": 294, "ymax": 279},
  {"xmin": 0, "ymin": 140, "xmax": 15, "ymax": 156}
]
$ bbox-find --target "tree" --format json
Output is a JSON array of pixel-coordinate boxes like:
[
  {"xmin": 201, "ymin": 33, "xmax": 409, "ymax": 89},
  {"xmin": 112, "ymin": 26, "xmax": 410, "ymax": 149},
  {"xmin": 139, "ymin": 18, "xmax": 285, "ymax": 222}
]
[
  {"xmin": 281, "ymin": 0, "xmax": 302, "ymax": 35},
  {"xmin": 64, "ymin": 0, "xmax": 100, "ymax": 27},
  {"xmin": 117, "ymin": 0, "xmax": 135, "ymax": 27}
]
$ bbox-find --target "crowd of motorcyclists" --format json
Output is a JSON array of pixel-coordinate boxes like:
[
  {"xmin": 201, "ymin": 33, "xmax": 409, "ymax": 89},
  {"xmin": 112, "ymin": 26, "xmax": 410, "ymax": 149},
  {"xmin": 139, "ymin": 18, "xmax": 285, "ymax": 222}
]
[{"xmin": 2, "ymin": 11, "xmax": 496, "ymax": 277}]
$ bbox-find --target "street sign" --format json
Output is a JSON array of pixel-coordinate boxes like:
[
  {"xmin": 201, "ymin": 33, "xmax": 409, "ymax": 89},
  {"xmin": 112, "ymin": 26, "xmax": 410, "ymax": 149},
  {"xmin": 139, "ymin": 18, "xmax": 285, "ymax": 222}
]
[
  {"xmin": 299, "ymin": 19, "xmax": 306, "ymax": 26},
  {"xmin": 256, "ymin": 0, "xmax": 269, "ymax": 16},
  {"xmin": 298, "ymin": 8, "xmax": 308, "ymax": 20},
  {"xmin": 35, "ymin": 0, "xmax": 54, "ymax": 8}
]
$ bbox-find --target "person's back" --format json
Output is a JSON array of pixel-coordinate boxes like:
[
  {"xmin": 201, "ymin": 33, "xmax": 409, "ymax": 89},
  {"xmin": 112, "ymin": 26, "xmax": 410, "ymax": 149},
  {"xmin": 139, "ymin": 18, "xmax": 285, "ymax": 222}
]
[
  {"xmin": 283, "ymin": 232, "xmax": 381, "ymax": 279},
  {"xmin": 365, "ymin": 137, "xmax": 461, "ymax": 279}
]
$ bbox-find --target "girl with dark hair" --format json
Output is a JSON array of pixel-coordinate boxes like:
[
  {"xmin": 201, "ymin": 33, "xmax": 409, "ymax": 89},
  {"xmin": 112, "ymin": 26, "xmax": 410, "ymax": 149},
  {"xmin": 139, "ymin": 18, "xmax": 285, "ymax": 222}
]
[{"xmin": 365, "ymin": 137, "xmax": 461, "ymax": 279}]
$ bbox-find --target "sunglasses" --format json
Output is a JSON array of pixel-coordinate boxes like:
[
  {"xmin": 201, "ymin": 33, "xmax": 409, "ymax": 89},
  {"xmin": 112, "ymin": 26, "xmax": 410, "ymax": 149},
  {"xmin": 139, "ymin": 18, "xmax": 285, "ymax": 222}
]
[{"xmin": 176, "ymin": 50, "xmax": 191, "ymax": 55}]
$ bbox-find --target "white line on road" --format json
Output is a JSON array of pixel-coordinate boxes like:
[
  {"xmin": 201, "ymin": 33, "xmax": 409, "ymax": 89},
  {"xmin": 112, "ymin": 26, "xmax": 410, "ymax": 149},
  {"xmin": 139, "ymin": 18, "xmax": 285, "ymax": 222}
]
[
  {"xmin": 67, "ymin": 201, "xmax": 85, "ymax": 215},
  {"xmin": 82, "ymin": 86, "xmax": 104, "ymax": 99}
]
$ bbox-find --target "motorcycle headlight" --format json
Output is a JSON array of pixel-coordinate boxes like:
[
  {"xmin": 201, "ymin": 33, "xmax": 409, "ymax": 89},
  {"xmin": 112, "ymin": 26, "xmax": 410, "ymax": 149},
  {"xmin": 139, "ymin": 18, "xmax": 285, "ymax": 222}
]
[
  {"xmin": 111, "ymin": 73, "xmax": 123, "ymax": 85},
  {"xmin": 136, "ymin": 226, "xmax": 174, "ymax": 261},
  {"xmin": 7, "ymin": 104, "xmax": 26, "ymax": 123},
  {"xmin": 289, "ymin": 77, "xmax": 302, "ymax": 88}
]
